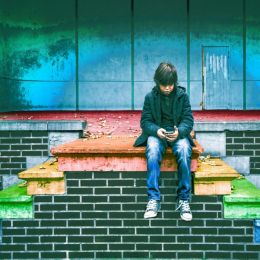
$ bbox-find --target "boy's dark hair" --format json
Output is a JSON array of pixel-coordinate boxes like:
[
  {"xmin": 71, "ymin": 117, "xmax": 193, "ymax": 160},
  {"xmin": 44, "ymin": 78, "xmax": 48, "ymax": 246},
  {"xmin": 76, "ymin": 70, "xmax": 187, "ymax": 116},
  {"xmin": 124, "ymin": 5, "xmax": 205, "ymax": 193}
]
[{"xmin": 154, "ymin": 62, "xmax": 178, "ymax": 87}]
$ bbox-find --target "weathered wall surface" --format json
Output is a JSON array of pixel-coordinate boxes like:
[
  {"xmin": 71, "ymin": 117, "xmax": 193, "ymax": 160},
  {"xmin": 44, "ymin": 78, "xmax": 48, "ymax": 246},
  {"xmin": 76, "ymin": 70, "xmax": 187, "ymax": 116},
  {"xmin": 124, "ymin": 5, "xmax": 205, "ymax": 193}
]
[{"xmin": 0, "ymin": 0, "xmax": 260, "ymax": 111}]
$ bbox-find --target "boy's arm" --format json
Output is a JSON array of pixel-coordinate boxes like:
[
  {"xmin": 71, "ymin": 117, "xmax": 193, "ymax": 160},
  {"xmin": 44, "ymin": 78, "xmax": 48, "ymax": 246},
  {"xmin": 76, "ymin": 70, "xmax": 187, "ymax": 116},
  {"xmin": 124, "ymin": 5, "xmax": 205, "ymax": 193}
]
[
  {"xmin": 177, "ymin": 94, "xmax": 194, "ymax": 139},
  {"xmin": 140, "ymin": 94, "xmax": 161, "ymax": 137}
]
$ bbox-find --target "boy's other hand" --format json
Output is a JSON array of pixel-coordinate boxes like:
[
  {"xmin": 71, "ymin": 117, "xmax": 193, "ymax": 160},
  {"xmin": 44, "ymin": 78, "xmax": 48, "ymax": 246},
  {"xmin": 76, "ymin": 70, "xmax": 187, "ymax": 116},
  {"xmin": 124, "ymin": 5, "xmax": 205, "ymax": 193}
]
[{"xmin": 157, "ymin": 128, "xmax": 167, "ymax": 139}]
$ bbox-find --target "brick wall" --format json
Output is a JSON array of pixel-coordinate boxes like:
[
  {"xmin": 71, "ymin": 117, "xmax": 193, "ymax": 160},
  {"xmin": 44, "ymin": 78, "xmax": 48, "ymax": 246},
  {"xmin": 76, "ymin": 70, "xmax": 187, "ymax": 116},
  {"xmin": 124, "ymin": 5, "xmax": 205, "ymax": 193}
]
[
  {"xmin": 0, "ymin": 121, "xmax": 85, "ymax": 188},
  {"xmin": 226, "ymin": 131, "xmax": 260, "ymax": 174},
  {"xmin": 0, "ymin": 130, "xmax": 49, "ymax": 176},
  {"xmin": 1, "ymin": 171, "xmax": 259, "ymax": 259}
]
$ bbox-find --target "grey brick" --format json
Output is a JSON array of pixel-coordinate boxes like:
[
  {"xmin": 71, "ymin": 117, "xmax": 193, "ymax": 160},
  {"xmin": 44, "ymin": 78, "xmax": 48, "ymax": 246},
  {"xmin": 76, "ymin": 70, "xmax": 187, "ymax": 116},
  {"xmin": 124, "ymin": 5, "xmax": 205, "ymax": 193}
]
[
  {"xmin": 67, "ymin": 187, "xmax": 93, "ymax": 194},
  {"xmin": 0, "ymin": 244, "xmax": 25, "ymax": 251},
  {"xmin": 219, "ymin": 244, "xmax": 245, "ymax": 251},
  {"xmin": 96, "ymin": 252, "xmax": 122, "ymax": 258},
  {"xmin": 136, "ymin": 243, "xmax": 162, "ymax": 250},
  {"xmin": 234, "ymin": 138, "xmax": 254, "ymax": 143},
  {"xmin": 54, "ymin": 212, "xmax": 80, "ymax": 219},
  {"xmin": 68, "ymin": 236, "xmax": 93, "ymax": 243},
  {"xmin": 109, "ymin": 244, "xmax": 135, "ymax": 250},
  {"xmin": 41, "ymin": 252, "xmax": 66, "ymax": 258},
  {"xmin": 13, "ymin": 252, "xmax": 39, "ymax": 259},
  {"xmin": 1, "ymin": 138, "xmax": 21, "ymax": 144},
  {"xmin": 69, "ymin": 252, "xmax": 94, "ymax": 258},
  {"xmin": 96, "ymin": 220, "xmax": 122, "ymax": 227},
  {"xmin": 109, "ymin": 227, "xmax": 135, "ymax": 235},
  {"xmin": 123, "ymin": 252, "xmax": 149, "ymax": 258},
  {"xmin": 82, "ymin": 228, "xmax": 107, "ymax": 235},
  {"xmin": 178, "ymin": 236, "xmax": 203, "ymax": 243},
  {"xmin": 54, "ymin": 243, "xmax": 80, "ymax": 251},
  {"xmin": 95, "ymin": 235, "xmax": 121, "ymax": 243},
  {"xmin": 41, "ymin": 236, "xmax": 66, "ymax": 243},
  {"xmin": 68, "ymin": 204, "xmax": 93, "ymax": 211},
  {"xmin": 205, "ymin": 252, "xmax": 231, "ymax": 259},
  {"xmin": 178, "ymin": 252, "xmax": 204, "ymax": 259},
  {"xmin": 13, "ymin": 236, "xmax": 39, "ymax": 243},
  {"xmin": 41, "ymin": 220, "xmax": 67, "ymax": 227},
  {"xmin": 122, "ymin": 236, "xmax": 148, "ymax": 243},
  {"xmin": 22, "ymin": 138, "xmax": 42, "ymax": 143},
  {"xmin": 54, "ymin": 195, "xmax": 80, "ymax": 203}
]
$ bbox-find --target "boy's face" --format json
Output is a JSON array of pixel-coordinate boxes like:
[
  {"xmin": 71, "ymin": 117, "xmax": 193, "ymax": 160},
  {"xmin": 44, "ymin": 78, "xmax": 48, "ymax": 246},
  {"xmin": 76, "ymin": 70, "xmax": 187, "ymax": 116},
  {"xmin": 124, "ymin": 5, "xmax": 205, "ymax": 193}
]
[{"xmin": 159, "ymin": 84, "xmax": 174, "ymax": 95}]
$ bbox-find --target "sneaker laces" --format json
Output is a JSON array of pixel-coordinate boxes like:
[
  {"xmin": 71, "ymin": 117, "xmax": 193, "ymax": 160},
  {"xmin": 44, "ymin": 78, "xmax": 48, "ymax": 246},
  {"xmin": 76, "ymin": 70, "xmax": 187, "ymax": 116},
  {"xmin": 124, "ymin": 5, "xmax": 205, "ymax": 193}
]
[
  {"xmin": 176, "ymin": 200, "xmax": 191, "ymax": 213},
  {"xmin": 146, "ymin": 199, "xmax": 158, "ymax": 211}
]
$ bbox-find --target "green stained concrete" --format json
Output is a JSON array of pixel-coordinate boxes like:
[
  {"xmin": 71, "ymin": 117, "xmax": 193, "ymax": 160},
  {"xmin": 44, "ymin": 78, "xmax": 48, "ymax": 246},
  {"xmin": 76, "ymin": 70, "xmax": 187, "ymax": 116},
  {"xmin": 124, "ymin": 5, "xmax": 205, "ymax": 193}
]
[
  {"xmin": 224, "ymin": 178, "xmax": 260, "ymax": 219},
  {"xmin": 0, "ymin": 183, "xmax": 33, "ymax": 219}
]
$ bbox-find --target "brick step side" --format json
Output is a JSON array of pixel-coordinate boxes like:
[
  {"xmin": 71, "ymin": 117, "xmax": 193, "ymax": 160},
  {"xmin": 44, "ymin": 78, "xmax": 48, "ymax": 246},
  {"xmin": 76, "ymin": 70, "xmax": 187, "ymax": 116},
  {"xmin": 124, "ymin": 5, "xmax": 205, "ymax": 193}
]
[{"xmin": 1, "ymin": 171, "xmax": 259, "ymax": 259}]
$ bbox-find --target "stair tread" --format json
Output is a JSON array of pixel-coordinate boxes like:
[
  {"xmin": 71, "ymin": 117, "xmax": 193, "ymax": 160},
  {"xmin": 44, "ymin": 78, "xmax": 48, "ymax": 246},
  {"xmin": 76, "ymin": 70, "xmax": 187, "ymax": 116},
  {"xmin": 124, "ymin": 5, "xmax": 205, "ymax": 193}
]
[
  {"xmin": 224, "ymin": 178, "xmax": 260, "ymax": 203},
  {"xmin": 0, "ymin": 183, "xmax": 32, "ymax": 203}
]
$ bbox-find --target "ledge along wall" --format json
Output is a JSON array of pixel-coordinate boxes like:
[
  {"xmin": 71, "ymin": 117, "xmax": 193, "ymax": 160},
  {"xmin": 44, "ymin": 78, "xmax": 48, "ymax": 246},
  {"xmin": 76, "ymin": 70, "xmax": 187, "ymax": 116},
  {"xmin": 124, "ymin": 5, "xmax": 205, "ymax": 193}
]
[
  {"xmin": 1, "ymin": 120, "xmax": 260, "ymax": 186},
  {"xmin": 0, "ymin": 119, "xmax": 260, "ymax": 259}
]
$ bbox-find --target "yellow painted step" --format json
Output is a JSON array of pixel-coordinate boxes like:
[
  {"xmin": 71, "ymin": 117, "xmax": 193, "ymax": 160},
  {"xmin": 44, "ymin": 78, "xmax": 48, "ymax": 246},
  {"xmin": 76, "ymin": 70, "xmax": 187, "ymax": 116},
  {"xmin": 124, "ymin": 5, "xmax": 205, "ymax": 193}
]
[
  {"xmin": 18, "ymin": 158, "xmax": 65, "ymax": 195},
  {"xmin": 194, "ymin": 157, "xmax": 240, "ymax": 195}
]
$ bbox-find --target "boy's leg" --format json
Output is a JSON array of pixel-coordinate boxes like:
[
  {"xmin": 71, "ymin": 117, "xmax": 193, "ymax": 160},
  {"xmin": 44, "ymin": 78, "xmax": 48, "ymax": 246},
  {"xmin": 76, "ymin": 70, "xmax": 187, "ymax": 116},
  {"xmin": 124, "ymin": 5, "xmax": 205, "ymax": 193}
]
[
  {"xmin": 145, "ymin": 136, "xmax": 166, "ymax": 201},
  {"xmin": 172, "ymin": 138, "xmax": 193, "ymax": 221},
  {"xmin": 172, "ymin": 138, "xmax": 192, "ymax": 201},
  {"xmin": 144, "ymin": 136, "xmax": 166, "ymax": 218}
]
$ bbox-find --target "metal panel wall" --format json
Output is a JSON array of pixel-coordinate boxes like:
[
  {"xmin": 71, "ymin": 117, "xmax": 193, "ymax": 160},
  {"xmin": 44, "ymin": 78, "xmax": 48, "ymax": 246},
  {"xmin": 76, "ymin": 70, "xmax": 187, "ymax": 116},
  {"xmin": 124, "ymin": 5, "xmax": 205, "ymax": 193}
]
[
  {"xmin": 246, "ymin": 0, "xmax": 260, "ymax": 109},
  {"xmin": 0, "ymin": 0, "xmax": 259, "ymax": 111},
  {"xmin": 78, "ymin": 0, "xmax": 132, "ymax": 110},
  {"xmin": 0, "ymin": 0, "xmax": 76, "ymax": 111},
  {"xmin": 190, "ymin": 0, "xmax": 243, "ymax": 110},
  {"xmin": 134, "ymin": 0, "xmax": 187, "ymax": 109},
  {"xmin": 202, "ymin": 47, "xmax": 229, "ymax": 109}
]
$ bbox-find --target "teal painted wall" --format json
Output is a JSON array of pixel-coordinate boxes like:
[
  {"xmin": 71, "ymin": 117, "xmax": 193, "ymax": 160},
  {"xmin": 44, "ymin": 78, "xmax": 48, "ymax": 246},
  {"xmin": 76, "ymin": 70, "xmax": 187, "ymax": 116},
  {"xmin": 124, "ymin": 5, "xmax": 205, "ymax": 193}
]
[{"xmin": 0, "ymin": 0, "xmax": 259, "ymax": 111}]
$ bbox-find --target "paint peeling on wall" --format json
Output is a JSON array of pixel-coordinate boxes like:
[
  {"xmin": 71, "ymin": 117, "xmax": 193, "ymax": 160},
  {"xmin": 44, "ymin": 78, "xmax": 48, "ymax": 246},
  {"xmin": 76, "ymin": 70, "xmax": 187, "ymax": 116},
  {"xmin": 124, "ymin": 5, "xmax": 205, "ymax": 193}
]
[{"xmin": 0, "ymin": 0, "xmax": 259, "ymax": 111}]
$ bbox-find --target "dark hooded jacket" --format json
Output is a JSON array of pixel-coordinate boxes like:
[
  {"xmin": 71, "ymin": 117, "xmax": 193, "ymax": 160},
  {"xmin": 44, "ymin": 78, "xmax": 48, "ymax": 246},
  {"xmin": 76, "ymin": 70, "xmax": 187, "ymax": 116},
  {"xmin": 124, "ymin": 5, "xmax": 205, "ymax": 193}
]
[{"xmin": 134, "ymin": 85, "xmax": 194, "ymax": 147}]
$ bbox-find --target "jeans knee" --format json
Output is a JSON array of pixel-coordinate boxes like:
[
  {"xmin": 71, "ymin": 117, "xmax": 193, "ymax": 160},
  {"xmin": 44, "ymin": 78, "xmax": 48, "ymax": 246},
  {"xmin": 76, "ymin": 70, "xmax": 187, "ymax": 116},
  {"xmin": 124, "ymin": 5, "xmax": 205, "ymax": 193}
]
[
  {"xmin": 174, "ymin": 139, "xmax": 192, "ymax": 158},
  {"xmin": 146, "ymin": 136, "xmax": 164, "ymax": 161}
]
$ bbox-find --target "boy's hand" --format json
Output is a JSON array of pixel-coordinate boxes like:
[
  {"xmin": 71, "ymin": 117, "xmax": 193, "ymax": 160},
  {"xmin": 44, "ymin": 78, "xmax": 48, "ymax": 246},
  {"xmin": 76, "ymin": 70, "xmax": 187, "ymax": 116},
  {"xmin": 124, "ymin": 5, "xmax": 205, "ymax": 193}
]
[
  {"xmin": 157, "ymin": 128, "xmax": 167, "ymax": 139},
  {"xmin": 165, "ymin": 126, "xmax": 179, "ymax": 142}
]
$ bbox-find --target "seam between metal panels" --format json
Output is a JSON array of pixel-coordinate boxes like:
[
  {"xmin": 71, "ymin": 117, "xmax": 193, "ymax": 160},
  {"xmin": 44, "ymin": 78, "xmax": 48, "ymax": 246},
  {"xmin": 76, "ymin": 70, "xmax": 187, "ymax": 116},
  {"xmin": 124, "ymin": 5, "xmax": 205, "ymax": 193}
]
[
  {"xmin": 75, "ymin": 0, "xmax": 79, "ymax": 110},
  {"xmin": 243, "ymin": 0, "xmax": 246, "ymax": 110},
  {"xmin": 131, "ymin": 0, "xmax": 135, "ymax": 110},
  {"xmin": 186, "ymin": 0, "xmax": 190, "ymax": 96}
]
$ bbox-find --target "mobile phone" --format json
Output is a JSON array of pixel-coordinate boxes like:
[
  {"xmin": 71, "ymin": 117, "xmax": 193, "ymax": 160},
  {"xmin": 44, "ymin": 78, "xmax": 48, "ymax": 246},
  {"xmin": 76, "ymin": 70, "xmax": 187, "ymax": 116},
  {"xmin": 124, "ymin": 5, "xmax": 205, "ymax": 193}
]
[{"xmin": 165, "ymin": 131, "xmax": 174, "ymax": 136}]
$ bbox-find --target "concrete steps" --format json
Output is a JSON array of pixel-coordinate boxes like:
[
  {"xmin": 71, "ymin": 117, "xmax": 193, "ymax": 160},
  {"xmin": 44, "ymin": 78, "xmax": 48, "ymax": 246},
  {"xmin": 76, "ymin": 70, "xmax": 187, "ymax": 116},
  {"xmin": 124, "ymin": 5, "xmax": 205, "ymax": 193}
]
[
  {"xmin": 18, "ymin": 159, "xmax": 65, "ymax": 195},
  {"xmin": 194, "ymin": 157, "xmax": 240, "ymax": 195},
  {"xmin": 51, "ymin": 135, "xmax": 203, "ymax": 172},
  {"xmin": 1, "ymin": 136, "xmax": 259, "ymax": 222},
  {"xmin": 0, "ymin": 183, "xmax": 33, "ymax": 219},
  {"xmin": 224, "ymin": 178, "xmax": 260, "ymax": 219}
]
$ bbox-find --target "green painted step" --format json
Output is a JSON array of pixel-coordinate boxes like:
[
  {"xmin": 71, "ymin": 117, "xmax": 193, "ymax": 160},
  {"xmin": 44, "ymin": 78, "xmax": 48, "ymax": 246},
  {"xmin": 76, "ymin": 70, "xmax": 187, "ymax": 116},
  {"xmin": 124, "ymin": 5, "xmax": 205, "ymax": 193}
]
[
  {"xmin": 223, "ymin": 178, "xmax": 260, "ymax": 219},
  {"xmin": 0, "ymin": 183, "xmax": 33, "ymax": 219}
]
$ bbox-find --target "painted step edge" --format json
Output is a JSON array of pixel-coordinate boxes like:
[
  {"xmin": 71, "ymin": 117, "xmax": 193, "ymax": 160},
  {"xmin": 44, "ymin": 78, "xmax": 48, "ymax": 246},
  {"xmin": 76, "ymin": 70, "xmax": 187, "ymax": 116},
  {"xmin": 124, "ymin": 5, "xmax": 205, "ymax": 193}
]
[
  {"xmin": 0, "ymin": 184, "xmax": 33, "ymax": 219},
  {"xmin": 223, "ymin": 205, "xmax": 260, "ymax": 219},
  {"xmin": 0, "ymin": 184, "xmax": 32, "ymax": 203},
  {"xmin": 223, "ymin": 178, "xmax": 260, "ymax": 219}
]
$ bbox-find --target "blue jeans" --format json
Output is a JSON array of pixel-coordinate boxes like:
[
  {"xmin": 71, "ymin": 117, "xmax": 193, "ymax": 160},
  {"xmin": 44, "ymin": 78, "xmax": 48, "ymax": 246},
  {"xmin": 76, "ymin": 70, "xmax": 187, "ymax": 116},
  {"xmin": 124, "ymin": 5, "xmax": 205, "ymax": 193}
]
[{"xmin": 145, "ymin": 136, "xmax": 192, "ymax": 201}]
